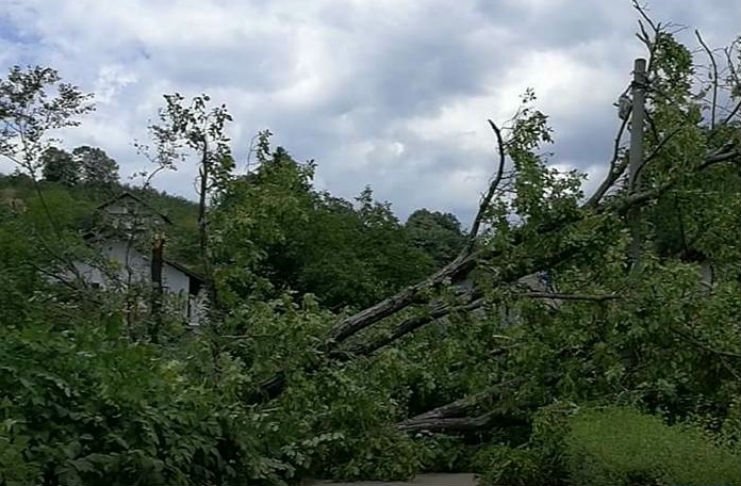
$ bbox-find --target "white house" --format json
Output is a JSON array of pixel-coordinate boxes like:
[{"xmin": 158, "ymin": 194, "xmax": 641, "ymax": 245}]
[{"xmin": 70, "ymin": 192, "xmax": 207, "ymax": 326}]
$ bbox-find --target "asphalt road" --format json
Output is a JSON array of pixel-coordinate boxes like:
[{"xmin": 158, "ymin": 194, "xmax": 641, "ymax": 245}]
[{"xmin": 306, "ymin": 473, "xmax": 478, "ymax": 485}]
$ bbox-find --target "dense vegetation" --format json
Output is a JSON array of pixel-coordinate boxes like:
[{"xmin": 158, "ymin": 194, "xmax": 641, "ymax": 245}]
[{"xmin": 1, "ymin": 7, "xmax": 741, "ymax": 486}]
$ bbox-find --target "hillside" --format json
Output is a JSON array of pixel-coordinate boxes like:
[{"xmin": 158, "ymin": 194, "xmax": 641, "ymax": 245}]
[{"xmin": 0, "ymin": 172, "xmax": 201, "ymax": 265}]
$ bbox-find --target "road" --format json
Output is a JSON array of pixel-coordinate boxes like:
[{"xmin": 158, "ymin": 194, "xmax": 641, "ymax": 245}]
[{"xmin": 306, "ymin": 473, "xmax": 478, "ymax": 485}]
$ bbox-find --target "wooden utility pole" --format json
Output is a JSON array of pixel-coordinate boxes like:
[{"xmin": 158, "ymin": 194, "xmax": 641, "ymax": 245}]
[
  {"xmin": 628, "ymin": 58, "xmax": 647, "ymax": 269},
  {"xmin": 150, "ymin": 233, "xmax": 165, "ymax": 343}
]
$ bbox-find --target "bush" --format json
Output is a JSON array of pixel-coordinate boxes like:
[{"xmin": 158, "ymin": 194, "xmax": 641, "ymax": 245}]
[
  {"xmin": 0, "ymin": 321, "xmax": 289, "ymax": 486},
  {"xmin": 565, "ymin": 407, "xmax": 741, "ymax": 486},
  {"xmin": 471, "ymin": 444, "xmax": 545, "ymax": 486}
]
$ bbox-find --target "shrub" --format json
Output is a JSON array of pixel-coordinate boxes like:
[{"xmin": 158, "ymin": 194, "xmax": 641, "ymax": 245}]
[
  {"xmin": 471, "ymin": 444, "xmax": 545, "ymax": 486},
  {"xmin": 0, "ymin": 321, "xmax": 289, "ymax": 486},
  {"xmin": 565, "ymin": 407, "xmax": 741, "ymax": 486}
]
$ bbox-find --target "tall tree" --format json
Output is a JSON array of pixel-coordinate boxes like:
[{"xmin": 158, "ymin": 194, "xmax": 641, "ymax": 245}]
[
  {"xmin": 73, "ymin": 145, "xmax": 119, "ymax": 186},
  {"xmin": 40, "ymin": 147, "xmax": 80, "ymax": 186},
  {"xmin": 405, "ymin": 209, "xmax": 466, "ymax": 267},
  {"xmin": 0, "ymin": 66, "xmax": 94, "ymax": 181},
  {"xmin": 0, "ymin": 65, "xmax": 93, "ymax": 281},
  {"xmin": 212, "ymin": 142, "xmax": 434, "ymax": 310},
  {"xmin": 145, "ymin": 93, "xmax": 233, "ymax": 303}
]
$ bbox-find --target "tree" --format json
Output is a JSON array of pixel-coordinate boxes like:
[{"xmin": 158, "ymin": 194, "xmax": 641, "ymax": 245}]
[
  {"xmin": 73, "ymin": 145, "xmax": 119, "ymax": 186},
  {"xmin": 213, "ymin": 142, "xmax": 435, "ymax": 310},
  {"xmin": 145, "ymin": 93, "xmax": 233, "ymax": 303},
  {"xmin": 0, "ymin": 66, "xmax": 94, "ymax": 180},
  {"xmin": 41, "ymin": 147, "xmax": 80, "ymax": 185},
  {"xmin": 405, "ymin": 209, "xmax": 466, "ymax": 267},
  {"xmin": 2, "ymin": 6, "xmax": 741, "ymax": 485},
  {"xmin": 0, "ymin": 65, "xmax": 94, "ymax": 283},
  {"xmin": 246, "ymin": 8, "xmax": 741, "ymax": 417}
]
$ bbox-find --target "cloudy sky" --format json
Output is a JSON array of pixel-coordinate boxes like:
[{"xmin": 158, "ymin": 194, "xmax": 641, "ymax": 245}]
[{"xmin": 1, "ymin": 0, "xmax": 739, "ymax": 223}]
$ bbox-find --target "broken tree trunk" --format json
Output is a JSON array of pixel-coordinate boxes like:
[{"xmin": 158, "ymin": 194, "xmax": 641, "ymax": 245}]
[{"xmin": 246, "ymin": 97, "xmax": 740, "ymax": 402}]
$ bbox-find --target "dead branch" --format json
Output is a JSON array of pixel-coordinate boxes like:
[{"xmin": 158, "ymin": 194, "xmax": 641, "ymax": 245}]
[
  {"xmin": 695, "ymin": 30, "xmax": 719, "ymax": 130},
  {"xmin": 585, "ymin": 114, "xmax": 630, "ymax": 208},
  {"xmin": 514, "ymin": 291, "xmax": 619, "ymax": 302},
  {"xmin": 397, "ymin": 411, "xmax": 527, "ymax": 433},
  {"xmin": 326, "ymin": 253, "xmax": 477, "ymax": 344},
  {"xmin": 396, "ymin": 379, "xmax": 528, "ymax": 433},
  {"xmin": 723, "ymin": 100, "xmax": 741, "ymax": 126},
  {"xmin": 467, "ymin": 120, "xmax": 507, "ymax": 247},
  {"xmin": 336, "ymin": 296, "xmax": 485, "ymax": 361},
  {"xmin": 724, "ymin": 43, "xmax": 740, "ymax": 94}
]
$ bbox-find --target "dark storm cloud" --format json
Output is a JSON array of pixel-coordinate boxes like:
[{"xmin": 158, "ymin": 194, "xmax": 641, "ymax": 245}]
[{"xmin": 0, "ymin": 0, "xmax": 739, "ymax": 223}]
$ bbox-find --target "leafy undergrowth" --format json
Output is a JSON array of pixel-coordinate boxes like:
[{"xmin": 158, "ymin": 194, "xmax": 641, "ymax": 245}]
[
  {"xmin": 565, "ymin": 407, "xmax": 741, "ymax": 486},
  {"xmin": 0, "ymin": 320, "xmax": 292, "ymax": 486}
]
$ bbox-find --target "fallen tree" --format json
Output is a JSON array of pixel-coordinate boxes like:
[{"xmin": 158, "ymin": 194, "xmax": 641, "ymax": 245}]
[{"xmin": 240, "ymin": 15, "xmax": 741, "ymax": 467}]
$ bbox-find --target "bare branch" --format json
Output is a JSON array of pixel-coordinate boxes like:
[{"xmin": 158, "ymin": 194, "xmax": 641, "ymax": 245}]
[
  {"xmin": 632, "ymin": 1, "xmax": 659, "ymax": 36},
  {"xmin": 467, "ymin": 120, "xmax": 507, "ymax": 247},
  {"xmin": 721, "ymin": 99, "xmax": 741, "ymax": 126},
  {"xmin": 397, "ymin": 411, "xmax": 526, "ymax": 433},
  {"xmin": 514, "ymin": 291, "xmax": 619, "ymax": 302},
  {"xmin": 695, "ymin": 30, "xmax": 719, "ymax": 130},
  {"xmin": 336, "ymin": 296, "xmax": 485, "ymax": 360},
  {"xmin": 725, "ymin": 44, "xmax": 740, "ymax": 92},
  {"xmin": 326, "ymin": 253, "xmax": 476, "ymax": 344},
  {"xmin": 397, "ymin": 379, "xmax": 528, "ymax": 433},
  {"xmin": 585, "ymin": 114, "xmax": 630, "ymax": 209}
]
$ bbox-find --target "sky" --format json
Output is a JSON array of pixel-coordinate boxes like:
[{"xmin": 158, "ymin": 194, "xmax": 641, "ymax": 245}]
[{"xmin": 1, "ymin": 0, "xmax": 739, "ymax": 223}]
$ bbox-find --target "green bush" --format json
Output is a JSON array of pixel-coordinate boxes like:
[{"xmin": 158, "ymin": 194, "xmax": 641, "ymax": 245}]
[
  {"xmin": 0, "ymin": 321, "xmax": 289, "ymax": 486},
  {"xmin": 471, "ymin": 444, "xmax": 545, "ymax": 486},
  {"xmin": 565, "ymin": 407, "xmax": 741, "ymax": 486}
]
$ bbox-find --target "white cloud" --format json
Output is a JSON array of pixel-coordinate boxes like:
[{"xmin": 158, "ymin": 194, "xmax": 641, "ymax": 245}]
[{"xmin": 0, "ymin": 0, "xmax": 739, "ymax": 221}]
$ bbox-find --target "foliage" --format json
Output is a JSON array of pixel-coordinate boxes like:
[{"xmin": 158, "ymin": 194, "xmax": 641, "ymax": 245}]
[
  {"xmin": 0, "ymin": 307, "xmax": 299, "ymax": 486},
  {"xmin": 405, "ymin": 209, "xmax": 466, "ymax": 267},
  {"xmin": 0, "ymin": 9, "xmax": 740, "ymax": 485},
  {"xmin": 73, "ymin": 146, "xmax": 120, "ymax": 187},
  {"xmin": 565, "ymin": 407, "xmax": 741, "ymax": 486},
  {"xmin": 41, "ymin": 147, "xmax": 80, "ymax": 186},
  {"xmin": 213, "ymin": 141, "xmax": 436, "ymax": 309},
  {"xmin": 0, "ymin": 65, "xmax": 94, "ymax": 179},
  {"xmin": 472, "ymin": 444, "xmax": 545, "ymax": 486}
]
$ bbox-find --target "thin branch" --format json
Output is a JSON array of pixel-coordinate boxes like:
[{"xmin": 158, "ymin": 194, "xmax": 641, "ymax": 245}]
[
  {"xmin": 696, "ymin": 143, "xmax": 740, "ymax": 170},
  {"xmin": 467, "ymin": 119, "xmax": 507, "ymax": 247},
  {"xmin": 634, "ymin": 126, "xmax": 685, "ymax": 181},
  {"xmin": 724, "ymin": 44, "xmax": 740, "ymax": 91},
  {"xmin": 633, "ymin": 1, "xmax": 659, "ymax": 37},
  {"xmin": 337, "ymin": 296, "xmax": 485, "ymax": 360},
  {"xmin": 514, "ymin": 291, "xmax": 619, "ymax": 302},
  {"xmin": 721, "ymin": 99, "xmax": 741, "ymax": 126},
  {"xmin": 670, "ymin": 327, "xmax": 741, "ymax": 360},
  {"xmin": 585, "ymin": 114, "xmax": 630, "ymax": 208},
  {"xmin": 695, "ymin": 30, "xmax": 719, "ymax": 130}
]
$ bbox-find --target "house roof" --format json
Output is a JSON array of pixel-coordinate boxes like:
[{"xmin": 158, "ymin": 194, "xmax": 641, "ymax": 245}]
[
  {"xmin": 164, "ymin": 258, "xmax": 207, "ymax": 284},
  {"xmin": 96, "ymin": 191, "xmax": 173, "ymax": 225}
]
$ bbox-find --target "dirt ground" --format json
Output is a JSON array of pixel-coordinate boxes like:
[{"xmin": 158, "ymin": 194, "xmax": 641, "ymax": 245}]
[{"xmin": 306, "ymin": 473, "xmax": 479, "ymax": 486}]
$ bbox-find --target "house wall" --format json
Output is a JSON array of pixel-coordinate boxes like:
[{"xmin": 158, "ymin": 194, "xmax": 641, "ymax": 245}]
[{"xmin": 69, "ymin": 239, "xmax": 203, "ymax": 325}]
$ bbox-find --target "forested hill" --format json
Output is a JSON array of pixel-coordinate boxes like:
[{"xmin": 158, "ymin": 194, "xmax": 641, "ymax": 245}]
[
  {"xmin": 0, "ymin": 171, "xmax": 202, "ymax": 265},
  {"xmin": 0, "ymin": 144, "xmax": 467, "ymax": 310}
]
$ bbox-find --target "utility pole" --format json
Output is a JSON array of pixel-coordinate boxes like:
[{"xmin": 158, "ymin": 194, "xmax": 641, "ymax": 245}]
[
  {"xmin": 628, "ymin": 58, "xmax": 647, "ymax": 269},
  {"xmin": 150, "ymin": 233, "xmax": 165, "ymax": 343}
]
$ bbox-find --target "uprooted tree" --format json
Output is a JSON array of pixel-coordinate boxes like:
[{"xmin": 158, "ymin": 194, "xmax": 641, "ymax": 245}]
[{"xmin": 239, "ymin": 10, "xmax": 741, "ymax": 409}]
